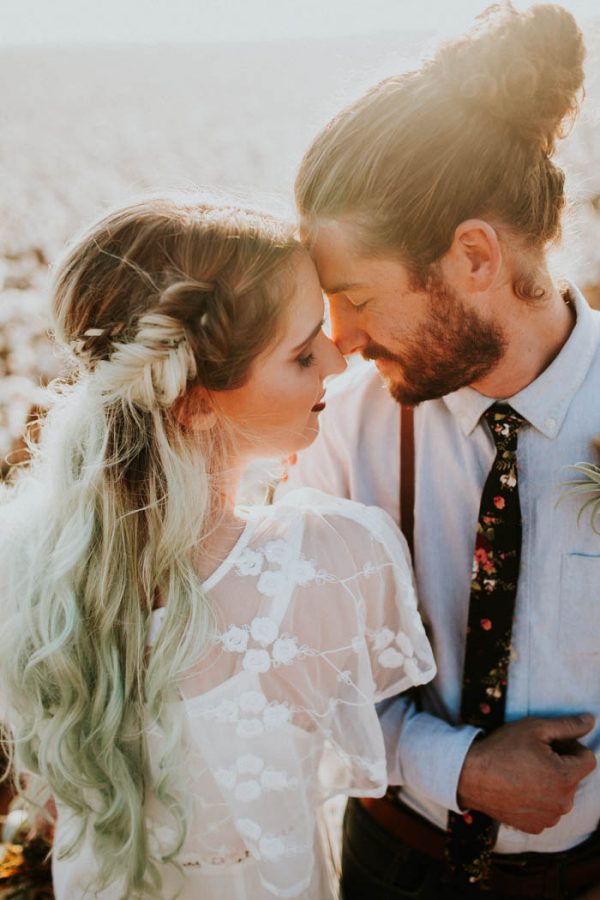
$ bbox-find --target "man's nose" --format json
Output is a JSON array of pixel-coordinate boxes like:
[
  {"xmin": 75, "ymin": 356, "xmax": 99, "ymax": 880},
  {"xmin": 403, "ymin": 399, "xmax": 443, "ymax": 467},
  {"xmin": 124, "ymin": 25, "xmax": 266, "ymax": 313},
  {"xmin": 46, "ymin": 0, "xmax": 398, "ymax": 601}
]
[{"xmin": 329, "ymin": 304, "xmax": 369, "ymax": 356}]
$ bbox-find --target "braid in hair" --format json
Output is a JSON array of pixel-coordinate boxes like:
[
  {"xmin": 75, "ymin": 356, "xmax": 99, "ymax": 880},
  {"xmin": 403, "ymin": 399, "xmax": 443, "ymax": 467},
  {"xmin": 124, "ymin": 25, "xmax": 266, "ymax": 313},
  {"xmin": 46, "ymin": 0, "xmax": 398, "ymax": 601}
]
[{"xmin": 0, "ymin": 194, "xmax": 298, "ymax": 898}]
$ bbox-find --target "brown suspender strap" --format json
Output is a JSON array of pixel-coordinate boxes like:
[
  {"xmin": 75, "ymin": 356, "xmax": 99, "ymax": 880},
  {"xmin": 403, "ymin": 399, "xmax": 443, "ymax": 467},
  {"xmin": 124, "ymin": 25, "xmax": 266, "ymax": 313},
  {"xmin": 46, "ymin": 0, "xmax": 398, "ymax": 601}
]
[{"xmin": 399, "ymin": 404, "xmax": 415, "ymax": 557}]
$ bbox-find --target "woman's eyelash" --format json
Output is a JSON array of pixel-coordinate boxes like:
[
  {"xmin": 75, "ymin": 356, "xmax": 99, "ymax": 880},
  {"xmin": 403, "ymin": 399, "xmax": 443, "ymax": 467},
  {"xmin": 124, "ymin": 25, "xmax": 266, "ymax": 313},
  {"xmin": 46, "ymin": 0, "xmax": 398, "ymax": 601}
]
[{"xmin": 297, "ymin": 352, "xmax": 316, "ymax": 368}]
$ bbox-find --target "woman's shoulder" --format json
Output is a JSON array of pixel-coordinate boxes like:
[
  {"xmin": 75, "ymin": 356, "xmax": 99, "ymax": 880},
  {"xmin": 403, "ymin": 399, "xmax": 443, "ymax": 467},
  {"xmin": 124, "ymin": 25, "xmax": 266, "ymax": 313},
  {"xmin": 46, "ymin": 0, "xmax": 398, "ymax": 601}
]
[
  {"xmin": 277, "ymin": 486, "xmax": 397, "ymax": 530},
  {"xmin": 270, "ymin": 487, "xmax": 410, "ymax": 567}
]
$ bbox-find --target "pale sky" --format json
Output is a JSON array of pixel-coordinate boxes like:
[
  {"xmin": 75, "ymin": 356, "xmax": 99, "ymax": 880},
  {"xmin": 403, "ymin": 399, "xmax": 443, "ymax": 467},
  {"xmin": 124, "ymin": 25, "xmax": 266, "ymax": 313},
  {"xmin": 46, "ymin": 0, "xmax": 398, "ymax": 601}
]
[{"xmin": 1, "ymin": 0, "xmax": 598, "ymax": 46}]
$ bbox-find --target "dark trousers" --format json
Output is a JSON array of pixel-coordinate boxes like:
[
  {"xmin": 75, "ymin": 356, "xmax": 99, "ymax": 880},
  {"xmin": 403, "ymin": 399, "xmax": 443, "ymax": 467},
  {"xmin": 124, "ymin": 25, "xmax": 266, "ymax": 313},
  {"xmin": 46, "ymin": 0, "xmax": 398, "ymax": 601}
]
[{"xmin": 339, "ymin": 798, "xmax": 597, "ymax": 900}]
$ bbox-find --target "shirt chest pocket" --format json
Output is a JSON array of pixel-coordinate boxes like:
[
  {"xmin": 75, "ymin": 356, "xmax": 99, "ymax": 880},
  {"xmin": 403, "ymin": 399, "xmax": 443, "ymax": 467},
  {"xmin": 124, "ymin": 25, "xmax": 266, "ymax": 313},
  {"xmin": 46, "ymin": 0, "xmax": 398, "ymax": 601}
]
[{"xmin": 559, "ymin": 553, "xmax": 600, "ymax": 655}]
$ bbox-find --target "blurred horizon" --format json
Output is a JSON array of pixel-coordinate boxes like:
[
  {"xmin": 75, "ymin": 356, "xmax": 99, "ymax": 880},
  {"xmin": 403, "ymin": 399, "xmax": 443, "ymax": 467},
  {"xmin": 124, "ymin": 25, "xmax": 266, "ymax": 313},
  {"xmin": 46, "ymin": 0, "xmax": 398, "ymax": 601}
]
[
  {"xmin": 2, "ymin": 18, "xmax": 600, "ymax": 466},
  {"xmin": 2, "ymin": 0, "xmax": 599, "ymax": 47}
]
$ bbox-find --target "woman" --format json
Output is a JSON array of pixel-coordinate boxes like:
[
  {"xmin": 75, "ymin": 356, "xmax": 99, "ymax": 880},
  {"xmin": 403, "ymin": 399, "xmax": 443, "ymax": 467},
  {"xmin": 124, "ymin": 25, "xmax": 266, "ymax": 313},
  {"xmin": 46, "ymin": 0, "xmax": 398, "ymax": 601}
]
[{"xmin": 0, "ymin": 196, "xmax": 435, "ymax": 899}]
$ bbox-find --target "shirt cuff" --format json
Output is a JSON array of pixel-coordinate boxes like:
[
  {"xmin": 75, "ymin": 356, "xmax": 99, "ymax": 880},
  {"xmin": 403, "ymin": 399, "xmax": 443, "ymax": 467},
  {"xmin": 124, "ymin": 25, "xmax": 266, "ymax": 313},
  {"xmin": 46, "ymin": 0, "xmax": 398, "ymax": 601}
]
[{"xmin": 395, "ymin": 711, "xmax": 482, "ymax": 813}]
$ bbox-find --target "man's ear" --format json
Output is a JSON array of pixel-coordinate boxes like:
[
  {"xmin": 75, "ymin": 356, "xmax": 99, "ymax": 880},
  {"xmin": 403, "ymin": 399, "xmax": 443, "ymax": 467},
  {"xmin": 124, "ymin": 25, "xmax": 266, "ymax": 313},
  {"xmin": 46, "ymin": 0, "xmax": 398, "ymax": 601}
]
[
  {"xmin": 172, "ymin": 385, "xmax": 217, "ymax": 432},
  {"xmin": 441, "ymin": 219, "xmax": 502, "ymax": 293}
]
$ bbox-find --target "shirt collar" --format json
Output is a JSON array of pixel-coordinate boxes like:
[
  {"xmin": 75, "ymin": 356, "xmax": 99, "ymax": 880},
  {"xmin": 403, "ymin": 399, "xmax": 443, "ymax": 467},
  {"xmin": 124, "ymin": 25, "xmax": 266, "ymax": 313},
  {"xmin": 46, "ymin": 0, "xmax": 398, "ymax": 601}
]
[{"xmin": 442, "ymin": 284, "xmax": 600, "ymax": 439}]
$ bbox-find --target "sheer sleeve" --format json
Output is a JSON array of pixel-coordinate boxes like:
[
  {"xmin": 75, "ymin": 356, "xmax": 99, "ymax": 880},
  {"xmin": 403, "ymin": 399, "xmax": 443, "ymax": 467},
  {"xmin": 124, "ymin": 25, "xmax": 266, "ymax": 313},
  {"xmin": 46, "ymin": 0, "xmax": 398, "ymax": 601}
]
[{"xmin": 272, "ymin": 489, "xmax": 436, "ymax": 798}]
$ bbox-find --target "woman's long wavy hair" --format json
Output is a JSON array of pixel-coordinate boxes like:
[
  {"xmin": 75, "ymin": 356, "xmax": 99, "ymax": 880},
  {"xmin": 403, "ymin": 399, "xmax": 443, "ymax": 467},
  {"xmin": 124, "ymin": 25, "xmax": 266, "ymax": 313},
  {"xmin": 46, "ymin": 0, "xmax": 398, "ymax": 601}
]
[{"xmin": 0, "ymin": 195, "xmax": 298, "ymax": 897}]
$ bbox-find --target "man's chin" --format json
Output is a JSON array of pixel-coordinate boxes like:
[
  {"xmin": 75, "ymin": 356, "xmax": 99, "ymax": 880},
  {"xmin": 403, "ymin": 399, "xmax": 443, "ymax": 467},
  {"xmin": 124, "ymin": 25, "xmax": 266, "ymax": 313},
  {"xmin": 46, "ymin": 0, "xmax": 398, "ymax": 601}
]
[
  {"xmin": 385, "ymin": 373, "xmax": 457, "ymax": 407},
  {"xmin": 371, "ymin": 355, "xmax": 465, "ymax": 406},
  {"xmin": 389, "ymin": 381, "xmax": 423, "ymax": 407}
]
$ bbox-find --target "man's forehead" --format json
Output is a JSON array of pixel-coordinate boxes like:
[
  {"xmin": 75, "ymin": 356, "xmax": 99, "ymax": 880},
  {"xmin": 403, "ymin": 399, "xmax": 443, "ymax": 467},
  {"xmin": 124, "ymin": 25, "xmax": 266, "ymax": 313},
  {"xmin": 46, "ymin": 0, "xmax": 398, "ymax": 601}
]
[
  {"xmin": 307, "ymin": 219, "xmax": 356, "ymax": 255},
  {"xmin": 308, "ymin": 221, "xmax": 370, "ymax": 292},
  {"xmin": 310, "ymin": 226, "xmax": 410, "ymax": 295}
]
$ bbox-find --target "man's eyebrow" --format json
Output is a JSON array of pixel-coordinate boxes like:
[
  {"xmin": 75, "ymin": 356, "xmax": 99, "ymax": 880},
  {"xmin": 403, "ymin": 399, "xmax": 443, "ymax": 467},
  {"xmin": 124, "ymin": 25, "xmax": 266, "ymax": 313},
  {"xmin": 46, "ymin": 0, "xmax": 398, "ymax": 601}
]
[
  {"xmin": 291, "ymin": 319, "xmax": 324, "ymax": 353},
  {"xmin": 322, "ymin": 281, "xmax": 366, "ymax": 295}
]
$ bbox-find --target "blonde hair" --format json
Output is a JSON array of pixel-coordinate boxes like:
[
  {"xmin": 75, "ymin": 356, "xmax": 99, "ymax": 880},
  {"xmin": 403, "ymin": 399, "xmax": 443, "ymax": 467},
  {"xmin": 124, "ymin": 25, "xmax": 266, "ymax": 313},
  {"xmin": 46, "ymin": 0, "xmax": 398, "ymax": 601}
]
[
  {"xmin": 0, "ymin": 195, "xmax": 298, "ymax": 897},
  {"xmin": 296, "ymin": 3, "xmax": 585, "ymax": 295}
]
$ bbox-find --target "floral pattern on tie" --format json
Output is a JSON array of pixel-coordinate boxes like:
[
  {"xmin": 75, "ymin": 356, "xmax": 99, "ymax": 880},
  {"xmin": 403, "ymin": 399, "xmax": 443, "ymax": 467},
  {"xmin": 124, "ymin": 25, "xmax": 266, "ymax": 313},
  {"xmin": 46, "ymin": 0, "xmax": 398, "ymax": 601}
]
[{"xmin": 446, "ymin": 404, "xmax": 526, "ymax": 887}]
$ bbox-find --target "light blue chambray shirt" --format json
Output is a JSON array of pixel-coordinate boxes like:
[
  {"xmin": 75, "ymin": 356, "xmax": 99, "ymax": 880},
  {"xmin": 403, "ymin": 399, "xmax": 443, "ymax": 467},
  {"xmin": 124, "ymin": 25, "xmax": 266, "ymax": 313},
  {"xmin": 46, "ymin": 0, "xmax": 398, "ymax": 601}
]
[{"xmin": 278, "ymin": 284, "xmax": 600, "ymax": 854}]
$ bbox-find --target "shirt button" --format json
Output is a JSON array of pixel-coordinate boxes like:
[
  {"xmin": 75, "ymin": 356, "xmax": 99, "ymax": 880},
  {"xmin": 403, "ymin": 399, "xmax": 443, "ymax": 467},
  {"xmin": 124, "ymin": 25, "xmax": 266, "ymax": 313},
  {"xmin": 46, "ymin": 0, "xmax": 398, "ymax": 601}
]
[{"xmin": 544, "ymin": 416, "xmax": 556, "ymax": 430}]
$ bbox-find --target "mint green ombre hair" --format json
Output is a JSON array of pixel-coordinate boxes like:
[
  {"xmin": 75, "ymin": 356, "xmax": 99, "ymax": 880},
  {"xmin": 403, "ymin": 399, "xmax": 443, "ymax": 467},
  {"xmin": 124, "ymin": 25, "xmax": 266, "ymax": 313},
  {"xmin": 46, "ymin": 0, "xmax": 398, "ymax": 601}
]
[{"xmin": 0, "ymin": 195, "xmax": 298, "ymax": 897}]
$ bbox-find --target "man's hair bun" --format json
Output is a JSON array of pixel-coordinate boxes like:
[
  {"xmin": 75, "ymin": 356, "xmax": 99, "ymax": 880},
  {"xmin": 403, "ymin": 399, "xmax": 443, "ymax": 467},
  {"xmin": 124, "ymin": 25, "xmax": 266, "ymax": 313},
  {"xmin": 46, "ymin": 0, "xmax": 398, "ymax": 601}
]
[{"xmin": 434, "ymin": 3, "xmax": 585, "ymax": 155}]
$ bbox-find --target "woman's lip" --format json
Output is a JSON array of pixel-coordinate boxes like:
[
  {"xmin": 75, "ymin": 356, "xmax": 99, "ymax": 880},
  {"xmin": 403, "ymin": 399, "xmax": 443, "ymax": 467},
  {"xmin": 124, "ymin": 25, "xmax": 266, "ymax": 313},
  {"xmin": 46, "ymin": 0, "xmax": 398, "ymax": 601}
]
[{"xmin": 311, "ymin": 402, "xmax": 326, "ymax": 413}]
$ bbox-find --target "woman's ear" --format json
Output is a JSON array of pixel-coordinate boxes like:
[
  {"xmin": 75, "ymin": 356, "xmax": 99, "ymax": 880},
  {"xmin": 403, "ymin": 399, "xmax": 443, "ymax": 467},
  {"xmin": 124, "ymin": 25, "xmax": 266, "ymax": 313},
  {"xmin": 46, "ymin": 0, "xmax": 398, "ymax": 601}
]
[
  {"xmin": 172, "ymin": 385, "xmax": 217, "ymax": 432},
  {"xmin": 441, "ymin": 219, "xmax": 502, "ymax": 293}
]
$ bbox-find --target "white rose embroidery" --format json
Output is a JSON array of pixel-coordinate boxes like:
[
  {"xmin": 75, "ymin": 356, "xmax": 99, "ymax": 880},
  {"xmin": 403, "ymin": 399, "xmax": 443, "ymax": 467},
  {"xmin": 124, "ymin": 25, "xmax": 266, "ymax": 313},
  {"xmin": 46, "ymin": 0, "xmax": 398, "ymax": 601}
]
[
  {"xmin": 263, "ymin": 702, "xmax": 291, "ymax": 731},
  {"xmin": 238, "ymin": 690, "xmax": 267, "ymax": 714},
  {"xmin": 260, "ymin": 769, "xmax": 288, "ymax": 790},
  {"xmin": 214, "ymin": 767, "xmax": 237, "ymax": 790},
  {"xmin": 243, "ymin": 649, "xmax": 271, "ymax": 673},
  {"xmin": 236, "ymin": 754, "xmax": 264, "ymax": 775},
  {"xmin": 291, "ymin": 558, "xmax": 317, "ymax": 585},
  {"xmin": 235, "ymin": 818, "xmax": 262, "ymax": 841},
  {"xmin": 395, "ymin": 631, "xmax": 414, "ymax": 657},
  {"xmin": 263, "ymin": 539, "xmax": 293, "ymax": 566},
  {"xmin": 500, "ymin": 473, "xmax": 517, "ymax": 489},
  {"xmin": 234, "ymin": 779, "xmax": 262, "ymax": 802},
  {"xmin": 256, "ymin": 569, "xmax": 287, "ymax": 598},
  {"xmin": 213, "ymin": 699, "xmax": 239, "ymax": 722},
  {"xmin": 259, "ymin": 835, "xmax": 286, "ymax": 861},
  {"xmin": 236, "ymin": 718, "xmax": 265, "ymax": 738},
  {"xmin": 378, "ymin": 647, "xmax": 405, "ymax": 668},
  {"xmin": 235, "ymin": 548, "xmax": 264, "ymax": 577},
  {"xmin": 372, "ymin": 627, "xmax": 395, "ymax": 651},
  {"xmin": 250, "ymin": 616, "xmax": 279, "ymax": 646},
  {"xmin": 221, "ymin": 625, "xmax": 249, "ymax": 653},
  {"xmin": 405, "ymin": 657, "xmax": 421, "ymax": 681},
  {"xmin": 271, "ymin": 636, "xmax": 299, "ymax": 665},
  {"xmin": 351, "ymin": 636, "xmax": 363, "ymax": 653}
]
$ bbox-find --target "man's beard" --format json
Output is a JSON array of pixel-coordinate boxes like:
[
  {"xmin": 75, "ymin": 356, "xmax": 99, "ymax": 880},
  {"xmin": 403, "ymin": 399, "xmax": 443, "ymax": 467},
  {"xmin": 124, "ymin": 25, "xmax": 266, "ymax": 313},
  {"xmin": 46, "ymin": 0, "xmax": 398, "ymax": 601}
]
[{"xmin": 363, "ymin": 277, "xmax": 507, "ymax": 406}]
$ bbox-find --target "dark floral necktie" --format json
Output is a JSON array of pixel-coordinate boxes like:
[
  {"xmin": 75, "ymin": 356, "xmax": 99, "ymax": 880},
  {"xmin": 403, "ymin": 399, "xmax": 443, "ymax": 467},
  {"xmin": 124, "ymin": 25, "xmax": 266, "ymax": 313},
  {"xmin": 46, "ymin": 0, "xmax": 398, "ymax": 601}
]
[{"xmin": 446, "ymin": 403, "xmax": 526, "ymax": 887}]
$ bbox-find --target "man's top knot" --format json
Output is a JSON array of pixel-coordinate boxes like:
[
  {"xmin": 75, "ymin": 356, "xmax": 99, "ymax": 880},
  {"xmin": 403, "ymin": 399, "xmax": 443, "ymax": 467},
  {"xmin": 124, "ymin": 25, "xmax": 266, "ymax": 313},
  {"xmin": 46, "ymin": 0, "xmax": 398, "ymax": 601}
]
[{"xmin": 432, "ymin": 2, "xmax": 585, "ymax": 156}]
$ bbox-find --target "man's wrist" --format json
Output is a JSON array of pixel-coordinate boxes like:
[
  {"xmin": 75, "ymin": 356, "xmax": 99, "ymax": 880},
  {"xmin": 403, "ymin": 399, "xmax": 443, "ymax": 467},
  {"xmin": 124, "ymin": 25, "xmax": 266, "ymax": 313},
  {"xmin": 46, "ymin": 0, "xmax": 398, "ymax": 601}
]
[
  {"xmin": 398, "ymin": 713, "xmax": 483, "ymax": 813},
  {"xmin": 456, "ymin": 731, "xmax": 486, "ymax": 811}
]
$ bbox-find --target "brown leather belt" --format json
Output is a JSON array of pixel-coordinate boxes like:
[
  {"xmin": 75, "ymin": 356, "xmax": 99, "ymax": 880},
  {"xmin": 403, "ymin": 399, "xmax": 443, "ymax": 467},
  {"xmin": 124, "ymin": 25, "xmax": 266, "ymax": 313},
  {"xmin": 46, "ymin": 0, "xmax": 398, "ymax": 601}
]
[{"xmin": 359, "ymin": 796, "xmax": 600, "ymax": 898}]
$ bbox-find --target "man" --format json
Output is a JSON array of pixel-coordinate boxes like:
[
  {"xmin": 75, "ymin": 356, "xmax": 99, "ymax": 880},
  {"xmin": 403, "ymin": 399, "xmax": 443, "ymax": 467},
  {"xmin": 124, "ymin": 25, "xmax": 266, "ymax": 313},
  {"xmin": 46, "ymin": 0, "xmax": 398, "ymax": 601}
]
[{"xmin": 279, "ymin": 3, "xmax": 600, "ymax": 898}]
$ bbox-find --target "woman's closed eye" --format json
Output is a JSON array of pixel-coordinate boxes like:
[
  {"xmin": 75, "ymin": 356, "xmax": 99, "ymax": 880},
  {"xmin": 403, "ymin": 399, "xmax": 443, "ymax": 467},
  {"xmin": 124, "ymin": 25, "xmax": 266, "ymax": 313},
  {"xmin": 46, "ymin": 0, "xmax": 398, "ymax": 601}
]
[
  {"xmin": 292, "ymin": 317, "xmax": 325, "ymax": 368},
  {"xmin": 297, "ymin": 351, "xmax": 316, "ymax": 368}
]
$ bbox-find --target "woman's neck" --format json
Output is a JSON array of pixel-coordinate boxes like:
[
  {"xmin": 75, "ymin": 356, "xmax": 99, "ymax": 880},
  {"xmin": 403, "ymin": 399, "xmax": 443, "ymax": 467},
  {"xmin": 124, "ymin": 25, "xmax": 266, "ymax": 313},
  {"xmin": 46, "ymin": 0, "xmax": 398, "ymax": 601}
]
[{"xmin": 192, "ymin": 469, "xmax": 246, "ymax": 583}]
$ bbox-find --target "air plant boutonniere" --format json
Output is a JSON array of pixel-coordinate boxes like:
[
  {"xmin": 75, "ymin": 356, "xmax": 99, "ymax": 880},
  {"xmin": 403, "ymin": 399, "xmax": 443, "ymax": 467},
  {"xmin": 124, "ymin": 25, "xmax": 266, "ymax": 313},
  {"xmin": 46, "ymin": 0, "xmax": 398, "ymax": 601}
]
[{"xmin": 562, "ymin": 450, "xmax": 600, "ymax": 534}]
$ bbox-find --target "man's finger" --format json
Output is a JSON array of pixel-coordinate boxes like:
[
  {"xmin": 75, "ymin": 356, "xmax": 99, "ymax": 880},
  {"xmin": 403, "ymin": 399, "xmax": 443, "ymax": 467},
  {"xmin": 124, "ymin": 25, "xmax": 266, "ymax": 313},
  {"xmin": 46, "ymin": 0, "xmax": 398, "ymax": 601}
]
[
  {"xmin": 536, "ymin": 713, "xmax": 596, "ymax": 743},
  {"xmin": 560, "ymin": 744, "xmax": 598, "ymax": 779}
]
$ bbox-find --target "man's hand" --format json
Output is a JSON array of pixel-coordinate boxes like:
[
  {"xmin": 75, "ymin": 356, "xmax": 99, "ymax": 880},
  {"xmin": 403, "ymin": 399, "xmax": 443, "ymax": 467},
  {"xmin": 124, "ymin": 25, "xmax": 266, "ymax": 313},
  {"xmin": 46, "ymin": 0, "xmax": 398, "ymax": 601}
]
[{"xmin": 457, "ymin": 715, "xmax": 597, "ymax": 834}]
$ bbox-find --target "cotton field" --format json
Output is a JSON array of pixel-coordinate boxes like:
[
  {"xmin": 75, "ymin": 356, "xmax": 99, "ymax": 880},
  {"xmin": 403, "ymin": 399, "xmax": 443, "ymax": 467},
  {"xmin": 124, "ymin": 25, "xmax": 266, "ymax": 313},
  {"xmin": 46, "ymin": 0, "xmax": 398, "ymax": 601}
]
[{"xmin": 1, "ymin": 31, "xmax": 600, "ymax": 472}]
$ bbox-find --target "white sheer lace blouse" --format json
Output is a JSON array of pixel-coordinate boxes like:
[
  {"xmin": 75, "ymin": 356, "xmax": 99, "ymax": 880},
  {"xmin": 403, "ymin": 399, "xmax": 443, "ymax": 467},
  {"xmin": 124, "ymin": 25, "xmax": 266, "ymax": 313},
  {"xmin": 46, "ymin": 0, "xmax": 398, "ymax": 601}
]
[{"xmin": 52, "ymin": 488, "xmax": 436, "ymax": 900}]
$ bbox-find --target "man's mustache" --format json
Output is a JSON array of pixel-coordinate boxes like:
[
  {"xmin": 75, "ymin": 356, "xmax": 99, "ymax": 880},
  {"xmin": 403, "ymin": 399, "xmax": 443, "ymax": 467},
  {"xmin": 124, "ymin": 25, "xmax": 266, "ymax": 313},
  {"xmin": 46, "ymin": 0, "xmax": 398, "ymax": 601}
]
[{"xmin": 362, "ymin": 343, "xmax": 402, "ymax": 364}]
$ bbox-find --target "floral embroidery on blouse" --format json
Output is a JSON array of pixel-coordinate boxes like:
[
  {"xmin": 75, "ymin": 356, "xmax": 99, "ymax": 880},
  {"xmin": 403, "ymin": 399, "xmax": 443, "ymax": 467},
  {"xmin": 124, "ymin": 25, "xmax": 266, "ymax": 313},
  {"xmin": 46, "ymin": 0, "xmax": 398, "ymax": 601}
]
[{"xmin": 138, "ymin": 490, "xmax": 436, "ymax": 899}]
